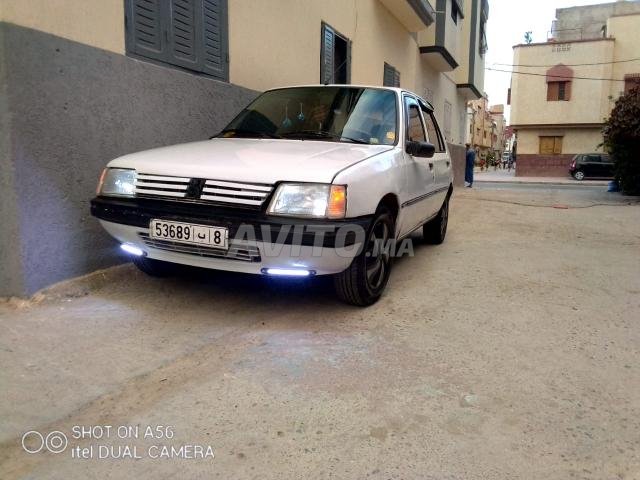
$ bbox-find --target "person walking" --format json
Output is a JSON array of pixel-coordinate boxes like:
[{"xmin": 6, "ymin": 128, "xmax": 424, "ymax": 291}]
[{"xmin": 465, "ymin": 143, "xmax": 475, "ymax": 188}]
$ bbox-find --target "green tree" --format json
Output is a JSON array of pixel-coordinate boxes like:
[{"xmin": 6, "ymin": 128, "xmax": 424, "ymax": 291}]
[{"xmin": 603, "ymin": 87, "xmax": 640, "ymax": 195}]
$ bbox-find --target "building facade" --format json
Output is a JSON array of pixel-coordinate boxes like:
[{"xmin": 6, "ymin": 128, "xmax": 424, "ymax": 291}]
[
  {"xmin": 1, "ymin": 0, "xmax": 488, "ymax": 297},
  {"xmin": 467, "ymin": 94, "xmax": 492, "ymax": 158},
  {"xmin": 510, "ymin": 0, "xmax": 640, "ymax": 176},
  {"xmin": 489, "ymin": 104, "xmax": 506, "ymax": 156}
]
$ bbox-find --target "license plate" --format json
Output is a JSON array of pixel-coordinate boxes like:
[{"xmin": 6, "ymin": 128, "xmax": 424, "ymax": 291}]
[{"xmin": 150, "ymin": 220, "xmax": 228, "ymax": 249}]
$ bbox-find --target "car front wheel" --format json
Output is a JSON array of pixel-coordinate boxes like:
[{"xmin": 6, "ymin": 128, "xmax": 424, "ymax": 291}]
[
  {"xmin": 333, "ymin": 208, "xmax": 394, "ymax": 307},
  {"xmin": 573, "ymin": 170, "xmax": 585, "ymax": 181}
]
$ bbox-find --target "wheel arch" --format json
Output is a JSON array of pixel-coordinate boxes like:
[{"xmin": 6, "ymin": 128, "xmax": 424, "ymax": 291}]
[{"xmin": 376, "ymin": 193, "xmax": 399, "ymax": 220}]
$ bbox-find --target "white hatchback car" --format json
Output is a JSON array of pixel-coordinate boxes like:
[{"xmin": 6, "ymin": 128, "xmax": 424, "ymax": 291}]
[{"xmin": 91, "ymin": 85, "xmax": 453, "ymax": 306}]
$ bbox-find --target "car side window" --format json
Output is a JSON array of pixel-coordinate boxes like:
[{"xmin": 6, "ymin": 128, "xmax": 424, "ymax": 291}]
[
  {"xmin": 587, "ymin": 155, "xmax": 601, "ymax": 163},
  {"xmin": 405, "ymin": 99, "xmax": 426, "ymax": 142},
  {"xmin": 423, "ymin": 108, "xmax": 445, "ymax": 152}
]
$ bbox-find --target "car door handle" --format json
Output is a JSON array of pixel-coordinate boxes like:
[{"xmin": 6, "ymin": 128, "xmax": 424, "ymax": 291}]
[
  {"xmin": 428, "ymin": 163, "xmax": 434, "ymax": 170},
  {"xmin": 446, "ymin": 161, "xmax": 450, "ymax": 167}
]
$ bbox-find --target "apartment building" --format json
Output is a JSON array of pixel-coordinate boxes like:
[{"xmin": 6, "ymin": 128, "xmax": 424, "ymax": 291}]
[
  {"xmin": 509, "ymin": 0, "xmax": 640, "ymax": 176},
  {"xmin": 466, "ymin": 94, "xmax": 492, "ymax": 157},
  {"xmin": 489, "ymin": 104, "xmax": 506, "ymax": 156},
  {"xmin": 0, "ymin": 0, "xmax": 488, "ymax": 296}
]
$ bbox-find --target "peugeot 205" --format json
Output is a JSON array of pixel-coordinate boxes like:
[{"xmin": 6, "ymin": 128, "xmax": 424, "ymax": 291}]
[{"xmin": 91, "ymin": 85, "xmax": 453, "ymax": 306}]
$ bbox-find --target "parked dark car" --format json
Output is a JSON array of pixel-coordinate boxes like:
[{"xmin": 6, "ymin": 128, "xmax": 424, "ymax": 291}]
[{"xmin": 569, "ymin": 153, "xmax": 614, "ymax": 180}]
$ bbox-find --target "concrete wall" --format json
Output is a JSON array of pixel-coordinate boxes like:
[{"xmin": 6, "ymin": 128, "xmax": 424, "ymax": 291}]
[
  {"xmin": 448, "ymin": 142, "xmax": 466, "ymax": 187},
  {"xmin": 554, "ymin": 1, "xmax": 640, "ymax": 41},
  {"xmin": 0, "ymin": 23, "xmax": 257, "ymax": 297}
]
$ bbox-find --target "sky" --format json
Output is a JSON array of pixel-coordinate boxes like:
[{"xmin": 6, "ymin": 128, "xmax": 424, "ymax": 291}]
[{"xmin": 484, "ymin": 0, "xmax": 610, "ymax": 123}]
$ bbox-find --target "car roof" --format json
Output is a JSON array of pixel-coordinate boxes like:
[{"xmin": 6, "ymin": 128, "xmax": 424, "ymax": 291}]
[{"xmin": 263, "ymin": 84, "xmax": 435, "ymax": 111}]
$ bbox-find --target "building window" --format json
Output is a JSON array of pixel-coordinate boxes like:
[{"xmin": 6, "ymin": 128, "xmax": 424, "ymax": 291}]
[
  {"xmin": 546, "ymin": 64, "xmax": 573, "ymax": 101},
  {"xmin": 624, "ymin": 74, "xmax": 640, "ymax": 94},
  {"xmin": 125, "ymin": 0, "xmax": 229, "ymax": 81},
  {"xmin": 321, "ymin": 23, "xmax": 350, "ymax": 84},
  {"xmin": 383, "ymin": 63, "xmax": 400, "ymax": 87},
  {"xmin": 479, "ymin": 20, "xmax": 488, "ymax": 56},
  {"xmin": 547, "ymin": 81, "xmax": 571, "ymax": 101},
  {"xmin": 451, "ymin": 1, "xmax": 459, "ymax": 24},
  {"xmin": 539, "ymin": 136, "xmax": 563, "ymax": 155}
]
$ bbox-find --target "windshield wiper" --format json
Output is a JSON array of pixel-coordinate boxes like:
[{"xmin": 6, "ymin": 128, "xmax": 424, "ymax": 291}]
[
  {"xmin": 216, "ymin": 128, "xmax": 283, "ymax": 139},
  {"xmin": 282, "ymin": 130, "xmax": 370, "ymax": 145}
]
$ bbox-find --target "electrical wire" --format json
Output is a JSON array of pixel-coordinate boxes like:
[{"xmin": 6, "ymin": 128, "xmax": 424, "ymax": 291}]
[
  {"xmin": 492, "ymin": 58, "xmax": 640, "ymax": 68},
  {"xmin": 486, "ymin": 67, "xmax": 627, "ymax": 82}
]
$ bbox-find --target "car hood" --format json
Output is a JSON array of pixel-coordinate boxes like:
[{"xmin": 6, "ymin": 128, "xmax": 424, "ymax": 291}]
[{"xmin": 108, "ymin": 138, "xmax": 394, "ymax": 184}]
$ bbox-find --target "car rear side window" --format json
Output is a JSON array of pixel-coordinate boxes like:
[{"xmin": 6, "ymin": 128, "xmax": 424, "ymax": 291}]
[
  {"xmin": 406, "ymin": 104, "xmax": 426, "ymax": 142},
  {"xmin": 423, "ymin": 108, "xmax": 445, "ymax": 152}
]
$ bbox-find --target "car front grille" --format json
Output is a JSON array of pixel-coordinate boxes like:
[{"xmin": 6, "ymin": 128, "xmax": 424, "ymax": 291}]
[
  {"xmin": 138, "ymin": 232, "xmax": 261, "ymax": 262},
  {"xmin": 135, "ymin": 173, "xmax": 273, "ymax": 209},
  {"xmin": 200, "ymin": 179, "xmax": 273, "ymax": 207},
  {"xmin": 135, "ymin": 174, "xmax": 191, "ymax": 198}
]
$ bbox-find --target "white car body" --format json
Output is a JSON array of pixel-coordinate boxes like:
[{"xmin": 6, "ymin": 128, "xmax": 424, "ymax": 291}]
[{"xmin": 92, "ymin": 85, "xmax": 453, "ymax": 304}]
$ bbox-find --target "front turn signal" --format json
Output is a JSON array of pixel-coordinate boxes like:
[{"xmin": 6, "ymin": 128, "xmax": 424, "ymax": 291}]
[{"xmin": 327, "ymin": 185, "xmax": 347, "ymax": 219}]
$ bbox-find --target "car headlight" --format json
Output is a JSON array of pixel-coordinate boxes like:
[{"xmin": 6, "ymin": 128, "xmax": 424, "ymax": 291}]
[
  {"xmin": 267, "ymin": 183, "xmax": 346, "ymax": 219},
  {"xmin": 97, "ymin": 168, "xmax": 136, "ymax": 197}
]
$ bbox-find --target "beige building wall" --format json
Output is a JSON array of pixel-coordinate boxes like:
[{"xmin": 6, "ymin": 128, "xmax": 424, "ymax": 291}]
[
  {"xmin": 228, "ymin": 0, "xmax": 418, "ymax": 92},
  {"xmin": 0, "ymin": 0, "xmax": 124, "ymax": 53},
  {"xmin": 517, "ymin": 128, "xmax": 603, "ymax": 155},
  {"xmin": 510, "ymin": 39, "xmax": 615, "ymax": 127},
  {"xmin": 607, "ymin": 13, "xmax": 640, "ymax": 98}
]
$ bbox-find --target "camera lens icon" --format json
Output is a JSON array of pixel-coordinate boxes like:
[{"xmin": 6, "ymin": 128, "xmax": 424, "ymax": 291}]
[
  {"xmin": 22, "ymin": 430, "xmax": 68, "ymax": 454},
  {"xmin": 46, "ymin": 431, "xmax": 68, "ymax": 453}
]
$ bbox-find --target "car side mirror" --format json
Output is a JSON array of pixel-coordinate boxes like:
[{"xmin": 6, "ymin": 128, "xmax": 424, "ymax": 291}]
[{"xmin": 406, "ymin": 140, "xmax": 435, "ymax": 158}]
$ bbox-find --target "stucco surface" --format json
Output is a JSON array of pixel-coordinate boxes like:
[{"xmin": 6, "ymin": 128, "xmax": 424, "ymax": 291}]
[{"xmin": 0, "ymin": 23, "xmax": 257, "ymax": 296}]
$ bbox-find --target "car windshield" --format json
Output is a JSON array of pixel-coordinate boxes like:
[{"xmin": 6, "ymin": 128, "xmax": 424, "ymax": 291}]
[{"xmin": 220, "ymin": 87, "xmax": 398, "ymax": 145}]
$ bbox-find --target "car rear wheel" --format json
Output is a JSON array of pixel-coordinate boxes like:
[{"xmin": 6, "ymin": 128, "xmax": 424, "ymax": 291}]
[
  {"xmin": 132, "ymin": 256, "xmax": 177, "ymax": 277},
  {"xmin": 333, "ymin": 208, "xmax": 394, "ymax": 307},
  {"xmin": 423, "ymin": 196, "xmax": 449, "ymax": 245},
  {"xmin": 573, "ymin": 170, "xmax": 585, "ymax": 181}
]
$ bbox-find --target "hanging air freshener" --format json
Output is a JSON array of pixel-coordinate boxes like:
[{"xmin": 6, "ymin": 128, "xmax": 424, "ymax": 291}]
[
  {"xmin": 297, "ymin": 103, "xmax": 305, "ymax": 122},
  {"xmin": 282, "ymin": 102, "xmax": 292, "ymax": 128}
]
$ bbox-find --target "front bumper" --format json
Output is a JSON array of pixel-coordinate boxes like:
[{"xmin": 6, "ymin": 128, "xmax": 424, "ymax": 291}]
[{"xmin": 91, "ymin": 197, "xmax": 373, "ymax": 276}]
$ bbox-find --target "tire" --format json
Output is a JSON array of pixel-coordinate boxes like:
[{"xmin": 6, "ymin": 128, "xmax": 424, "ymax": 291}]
[
  {"xmin": 132, "ymin": 256, "xmax": 177, "ymax": 277},
  {"xmin": 333, "ymin": 209, "xmax": 395, "ymax": 307},
  {"xmin": 423, "ymin": 196, "xmax": 449, "ymax": 245},
  {"xmin": 573, "ymin": 170, "xmax": 585, "ymax": 181}
]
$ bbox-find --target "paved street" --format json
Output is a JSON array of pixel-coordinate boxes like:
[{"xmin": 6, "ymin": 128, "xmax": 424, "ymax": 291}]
[{"xmin": 1, "ymin": 185, "xmax": 639, "ymax": 480}]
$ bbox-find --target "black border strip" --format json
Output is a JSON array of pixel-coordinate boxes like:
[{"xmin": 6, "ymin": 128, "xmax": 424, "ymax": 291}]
[{"xmin": 401, "ymin": 186, "xmax": 449, "ymax": 209}]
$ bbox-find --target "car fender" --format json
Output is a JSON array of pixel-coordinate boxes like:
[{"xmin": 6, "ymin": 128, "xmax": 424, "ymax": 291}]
[{"xmin": 333, "ymin": 148, "xmax": 407, "ymax": 225}]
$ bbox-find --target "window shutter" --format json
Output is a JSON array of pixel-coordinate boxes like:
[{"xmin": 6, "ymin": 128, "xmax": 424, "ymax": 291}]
[
  {"xmin": 547, "ymin": 82, "xmax": 559, "ymax": 101},
  {"xmin": 201, "ymin": 0, "xmax": 228, "ymax": 80},
  {"xmin": 383, "ymin": 63, "xmax": 394, "ymax": 87},
  {"xmin": 564, "ymin": 81, "xmax": 572, "ymax": 101},
  {"xmin": 539, "ymin": 137, "xmax": 554, "ymax": 154},
  {"xmin": 127, "ymin": 0, "xmax": 165, "ymax": 60},
  {"xmin": 553, "ymin": 137, "xmax": 563, "ymax": 154},
  {"xmin": 168, "ymin": 0, "xmax": 198, "ymax": 69},
  {"xmin": 125, "ymin": 0, "xmax": 228, "ymax": 81},
  {"xmin": 321, "ymin": 24, "xmax": 335, "ymax": 84},
  {"xmin": 383, "ymin": 63, "xmax": 400, "ymax": 87}
]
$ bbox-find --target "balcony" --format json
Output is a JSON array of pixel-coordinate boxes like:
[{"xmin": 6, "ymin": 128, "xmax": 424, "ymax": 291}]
[
  {"xmin": 380, "ymin": 0, "xmax": 435, "ymax": 32},
  {"xmin": 417, "ymin": 0, "xmax": 462, "ymax": 72}
]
